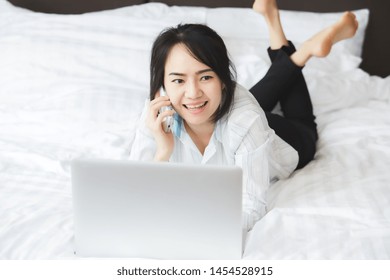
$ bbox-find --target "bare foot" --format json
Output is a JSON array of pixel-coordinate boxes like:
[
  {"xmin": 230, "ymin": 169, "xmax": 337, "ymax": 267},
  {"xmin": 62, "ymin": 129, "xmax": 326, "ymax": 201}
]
[
  {"xmin": 253, "ymin": 0, "xmax": 288, "ymax": 49},
  {"xmin": 303, "ymin": 11, "xmax": 359, "ymax": 58},
  {"xmin": 330, "ymin": 12, "xmax": 359, "ymax": 44},
  {"xmin": 252, "ymin": 0, "xmax": 278, "ymax": 19},
  {"xmin": 291, "ymin": 12, "xmax": 358, "ymax": 66}
]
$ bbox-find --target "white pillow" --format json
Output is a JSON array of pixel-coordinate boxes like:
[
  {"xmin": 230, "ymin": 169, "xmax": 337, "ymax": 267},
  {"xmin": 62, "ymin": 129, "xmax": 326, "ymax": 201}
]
[
  {"xmin": 0, "ymin": 1, "xmax": 207, "ymax": 23},
  {"xmin": 0, "ymin": 0, "xmax": 11, "ymax": 9}
]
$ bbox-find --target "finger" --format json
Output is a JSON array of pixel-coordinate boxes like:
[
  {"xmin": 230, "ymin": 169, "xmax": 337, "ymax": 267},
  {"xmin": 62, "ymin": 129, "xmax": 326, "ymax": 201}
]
[
  {"xmin": 148, "ymin": 99, "xmax": 171, "ymax": 118},
  {"xmin": 156, "ymin": 109, "xmax": 175, "ymax": 123},
  {"xmin": 151, "ymin": 100, "xmax": 172, "ymax": 116},
  {"xmin": 150, "ymin": 95, "xmax": 170, "ymax": 107},
  {"xmin": 156, "ymin": 110, "xmax": 175, "ymax": 133},
  {"xmin": 153, "ymin": 89, "xmax": 169, "ymax": 100}
]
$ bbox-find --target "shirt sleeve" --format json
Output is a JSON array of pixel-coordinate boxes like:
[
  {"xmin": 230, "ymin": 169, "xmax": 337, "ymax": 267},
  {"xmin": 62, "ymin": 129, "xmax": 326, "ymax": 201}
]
[
  {"xmin": 234, "ymin": 114, "xmax": 298, "ymax": 231},
  {"xmin": 234, "ymin": 116, "xmax": 271, "ymax": 230},
  {"xmin": 129, "ymin": 99, "xmax": 156, "ymax": 161}
]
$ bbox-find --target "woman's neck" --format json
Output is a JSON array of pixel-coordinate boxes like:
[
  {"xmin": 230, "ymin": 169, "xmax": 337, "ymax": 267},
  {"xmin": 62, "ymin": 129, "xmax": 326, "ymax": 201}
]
[{"xmin": 184, "ymin": 122, "xmax": 215, "ymax": 155}]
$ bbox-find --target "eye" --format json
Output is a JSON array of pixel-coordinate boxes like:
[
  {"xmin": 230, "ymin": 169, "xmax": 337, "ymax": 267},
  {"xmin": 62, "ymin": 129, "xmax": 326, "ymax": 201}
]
[
  {"xmin": 171, "ymin": 79, "xmax": 184, "ymax": 84},
  {"xmin": 200, "ymin": 75, "xmax": 213, "ymax": 81}
]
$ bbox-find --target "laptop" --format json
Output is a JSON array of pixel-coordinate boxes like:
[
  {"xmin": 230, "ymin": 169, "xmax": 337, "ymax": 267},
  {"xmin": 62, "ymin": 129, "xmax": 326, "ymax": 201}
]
[{"xmin": 71, "ymin": 158, "xmax": 243, "ymax": 259}]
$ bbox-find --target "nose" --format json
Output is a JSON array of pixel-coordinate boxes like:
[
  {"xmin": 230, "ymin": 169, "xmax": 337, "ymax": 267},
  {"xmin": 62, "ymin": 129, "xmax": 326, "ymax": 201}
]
[{"xmin": 184, "ymin": 80, "xmax": 202, "ymax": 99}]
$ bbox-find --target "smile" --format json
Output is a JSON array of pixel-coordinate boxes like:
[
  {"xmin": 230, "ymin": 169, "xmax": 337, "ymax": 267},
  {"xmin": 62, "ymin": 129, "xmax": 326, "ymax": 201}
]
[{"xmin": 183, "ymin": 101, "xmax": 208, "ymax": 111}]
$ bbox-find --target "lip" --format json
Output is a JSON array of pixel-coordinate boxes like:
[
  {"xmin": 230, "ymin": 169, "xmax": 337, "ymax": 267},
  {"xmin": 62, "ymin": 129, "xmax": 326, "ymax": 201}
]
[
  {"xmin": 183, "ymin": 101, "xmax": 207, "ymax": 108},
  {"xmin": 183, "ymin": 101, "xmax": 208, "ymax": 114}
]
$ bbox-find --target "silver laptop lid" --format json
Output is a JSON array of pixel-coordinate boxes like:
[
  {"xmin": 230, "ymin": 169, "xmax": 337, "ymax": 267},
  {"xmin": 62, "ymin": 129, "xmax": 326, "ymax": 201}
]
[{"xmin": 71, "ymin": 159, "xmax": 242, "ymax": 259}]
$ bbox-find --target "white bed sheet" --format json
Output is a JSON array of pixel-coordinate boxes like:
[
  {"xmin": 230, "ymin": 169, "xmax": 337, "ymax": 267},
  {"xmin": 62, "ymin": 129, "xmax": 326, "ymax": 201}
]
[{"xmin": 0, "ymin": 1, "xmax": 389, "ymax": 259}]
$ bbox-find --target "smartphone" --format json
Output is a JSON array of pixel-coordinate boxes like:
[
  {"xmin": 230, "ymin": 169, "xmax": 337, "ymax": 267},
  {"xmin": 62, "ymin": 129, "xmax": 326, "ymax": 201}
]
[{"xmin": 159, "ymin": 87, "xmax": 174, "ymax": 133}]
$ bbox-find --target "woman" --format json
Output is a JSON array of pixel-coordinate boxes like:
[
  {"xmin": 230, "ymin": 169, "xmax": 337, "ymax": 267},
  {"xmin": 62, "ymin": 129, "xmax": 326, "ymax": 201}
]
[{"xmin": 130, "ymin": 0, "xmax": 358, "ymax": 231}]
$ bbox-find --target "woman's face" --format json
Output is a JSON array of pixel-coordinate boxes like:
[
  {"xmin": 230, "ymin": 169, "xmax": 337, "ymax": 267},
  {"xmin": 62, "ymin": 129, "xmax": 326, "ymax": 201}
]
[{"xmin": 163, "ymin": 43, "xmax": 224, "ymax": 130}]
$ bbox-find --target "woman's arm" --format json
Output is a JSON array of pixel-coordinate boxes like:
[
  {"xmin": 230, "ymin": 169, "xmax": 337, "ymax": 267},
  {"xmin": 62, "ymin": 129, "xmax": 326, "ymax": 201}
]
[
  {"xmin": 130, "ymin": 96, "xmax": 175, "ymax": 162},
  {"xmin": 145, "ymin": 95, "xmax": 175, "ymax": 161},
  {"xmin": 233, "ymin": 113, "xmax": 298, "ymax": 231},
  {"xmin": 234, "ymin": 116, "xmax": 271, "ymax": 231}
]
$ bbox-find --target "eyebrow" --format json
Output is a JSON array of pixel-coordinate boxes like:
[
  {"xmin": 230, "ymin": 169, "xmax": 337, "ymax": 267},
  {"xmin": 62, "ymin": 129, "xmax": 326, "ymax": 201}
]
[{"xmin": 168, "ymin": 68, "xmax": 214, "ymax": 76}]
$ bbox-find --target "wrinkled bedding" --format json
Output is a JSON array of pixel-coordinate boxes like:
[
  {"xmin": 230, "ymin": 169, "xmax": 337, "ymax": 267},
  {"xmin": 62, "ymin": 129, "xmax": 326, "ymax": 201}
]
[{"xmin": 0, "ymin": 1, "xmax": 389, "ymax": 259}]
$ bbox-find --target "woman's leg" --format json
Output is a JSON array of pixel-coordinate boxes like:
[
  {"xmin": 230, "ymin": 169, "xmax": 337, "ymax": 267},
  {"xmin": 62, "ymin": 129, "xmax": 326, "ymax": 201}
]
[
  {"xmin": 250, "ymin": 41, "xmax": 310, "ymax": 115},
  {"xmin": 250, "ymin": 0, "xmax": 358, "ymax": 168},
  {"xmin": 253, "ymin": 0, "xmax": 358, "ymax": 66},
  {"xmin": 252, "ymin": 0, "xmax": 288, "ymax": 50},
  {"xmin": 251, "ymin": 0, "xmax": 358, "ymax": 112},
  {"xmin": 251, "ymin": 1, "xmax": 317, "ymax": 169},
  {"xmin": 290, "ymin": 11, "xmax": 359, "ymax": 66},
  {"xmin": 250, "ymin": 0, "xmax": 307, "ymax": 112},
  {"xmin": 251, "ymin": 48, "xmax": 318, "ymax": 169}
]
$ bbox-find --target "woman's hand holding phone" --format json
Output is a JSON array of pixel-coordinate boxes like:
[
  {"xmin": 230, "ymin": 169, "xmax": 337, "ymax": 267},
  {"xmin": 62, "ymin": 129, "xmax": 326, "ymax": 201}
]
[{"xmin": 146, "ymin": 88, "xmax": 175, "ymax": 161}]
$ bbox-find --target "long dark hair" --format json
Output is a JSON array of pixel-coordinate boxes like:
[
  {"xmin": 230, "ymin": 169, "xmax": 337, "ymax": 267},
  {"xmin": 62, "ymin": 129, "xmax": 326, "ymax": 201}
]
[{"xmin": 150, "ymin": 23, "xmax": 236, "ymax": 122}]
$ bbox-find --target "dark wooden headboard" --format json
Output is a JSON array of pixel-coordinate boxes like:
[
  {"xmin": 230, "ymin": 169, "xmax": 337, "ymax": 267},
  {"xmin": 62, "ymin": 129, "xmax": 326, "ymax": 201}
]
[{"xmin": 7, "ymin": 0, "xmax": 390, "ymax": 77}]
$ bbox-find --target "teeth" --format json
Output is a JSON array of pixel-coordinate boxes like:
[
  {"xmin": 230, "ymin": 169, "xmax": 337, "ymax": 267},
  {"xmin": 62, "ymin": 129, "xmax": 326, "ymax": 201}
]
[{"xmin": 186, "ymin": 102, "xmax": 206, "ymax": 110}]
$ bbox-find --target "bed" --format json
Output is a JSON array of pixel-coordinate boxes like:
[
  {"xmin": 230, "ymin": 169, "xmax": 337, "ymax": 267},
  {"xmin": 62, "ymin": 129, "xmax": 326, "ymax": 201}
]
[{"xmin": 1, "ymin": 0, "xmax": 389, "ymax": 259}]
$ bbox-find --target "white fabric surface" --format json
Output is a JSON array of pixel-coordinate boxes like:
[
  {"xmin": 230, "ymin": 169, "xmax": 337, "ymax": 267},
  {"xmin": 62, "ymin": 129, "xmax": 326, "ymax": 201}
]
[{"xmin": 0, "ymin": 1, "xmax": 389, "ymax": 259}]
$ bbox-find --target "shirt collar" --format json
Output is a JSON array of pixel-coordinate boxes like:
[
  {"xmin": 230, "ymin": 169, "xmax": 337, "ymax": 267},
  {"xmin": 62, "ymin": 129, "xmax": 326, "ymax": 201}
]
[
  {"xmin": 172, "ymin": 113, "xmax": 182, "ymax": 138},
  {"xmin": 173, "ymin": 114, "xmax": 224, "ymax": 145}
]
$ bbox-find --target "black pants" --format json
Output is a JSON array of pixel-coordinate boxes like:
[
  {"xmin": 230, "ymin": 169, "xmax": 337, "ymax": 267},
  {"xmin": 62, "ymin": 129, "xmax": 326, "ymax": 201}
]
[{"xmin": 250, "ymin": 41, "xmax": 318, "ymax": 169}]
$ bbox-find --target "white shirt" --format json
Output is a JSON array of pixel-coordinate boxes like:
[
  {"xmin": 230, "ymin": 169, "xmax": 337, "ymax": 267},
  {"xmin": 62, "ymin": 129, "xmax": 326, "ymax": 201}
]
[{"xmin": 130, "ymin": 84, "xmax": 298, "ymax": 231}]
